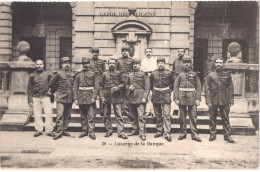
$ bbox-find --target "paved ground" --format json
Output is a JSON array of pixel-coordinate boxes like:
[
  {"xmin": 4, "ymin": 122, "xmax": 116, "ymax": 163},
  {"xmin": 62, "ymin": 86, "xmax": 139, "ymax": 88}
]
[{"xmin": 0, "ymin": 131, "xmax": 259, "ymax": 169}]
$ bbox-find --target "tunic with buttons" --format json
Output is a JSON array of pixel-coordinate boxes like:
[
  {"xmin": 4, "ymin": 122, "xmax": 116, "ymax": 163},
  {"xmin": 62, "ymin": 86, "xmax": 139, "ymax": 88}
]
[
  {"xmin": 126, "ymin": 70, "xmax": 150, "ymax": 104},
  {"xmin": 172, "ymin": 58, "xmax": 184, "ymax": 76},
  {"xmin": 204, "ymin": 69, "xmax": 234, "ymax": 105},
  {"xmin": 150, "ymin": 69, "xmax": 174, "ymax": 104},
  {"xmin": 174, "ymin": 70, "xmax": 202, "ymax": 105},
  {"xmin": 49, "ymin": 69, "xmax": 75, "ymax": 103},
  {"xmin": 100, "ymin": 70, "xmax": 125, "ymax": 104},
  {"xmin": 73, "ymin": 70, "xmax": 99, "ymax": 105},
  {"xmin": 90, "ymin": 58, "xmax": 106, "ymax": 77},
  {"xmin": 116, "ymin": 57, "xmax": 133, "ymax": 76}
]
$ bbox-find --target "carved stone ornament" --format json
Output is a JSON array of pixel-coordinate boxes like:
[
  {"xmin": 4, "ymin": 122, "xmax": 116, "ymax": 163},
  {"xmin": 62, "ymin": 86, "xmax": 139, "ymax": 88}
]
[
  {"xmin": 226, "ymin": 42, "xmax": 243, "ymax": 63},
  {"xmin": 16, "ymin": 41, "xmax": 33, "ymax": 62}
]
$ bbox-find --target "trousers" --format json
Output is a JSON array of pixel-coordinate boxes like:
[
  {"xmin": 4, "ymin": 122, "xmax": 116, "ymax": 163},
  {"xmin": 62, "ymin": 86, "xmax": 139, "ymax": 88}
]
[
  {"xmin": 128, "ymin": 103, "xmax": 146, "ymax": 136},
  {"xmin": 104, "ymin": 103, "xmax": 125, "ymax": 135},
  {"xmin": 79, "ymin": 104, "xmax": 95, "ymax": 134},
  {"xmin": 210, "ymin": 105, "xmax": 231, "ymax": 138},
  {"xmin": 179, "ymin": 105, "xmax": 199, "ymax": 138},
  {"xmin": 55, "ymin": 102, "xmax": 72, "ymax": 135},
  {"xmin": 145, "ymin": 92, "xmax": 154, "ymax": 114},
  {"xmin": 153, "ymin": 103, "xmax": 171, "ymax": 137},
  {"xmin": 32, "ymin": 97, "xmax": 53, "ymax": 133}
]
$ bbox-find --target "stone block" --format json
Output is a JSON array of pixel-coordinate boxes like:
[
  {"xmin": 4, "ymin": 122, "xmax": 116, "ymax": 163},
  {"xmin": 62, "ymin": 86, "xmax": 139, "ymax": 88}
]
[
  {"xmin": 94, "ymin": 32, "xmax": 114, "ymax": 40},
  {"xmin": 155, "ymin": 9, "xmax": 170, "ymax": 17},
  {"xmin": 171, "ymin": 2, "xmax": 190, "ymax": 16},
  {"xmin": 0, "ymin": 20, "xmax": 11, "ymax": 27},
  {"xmin": 75, "ymin": 32, "xmax": 94, "ymax": 47},
  {"xmin": 0, "ymin": 27, "xmax": 11, "ymax": 34},
  {"xmin": 152, "ymin": 48, "xmax": 170, "ymax": 56},
  {"xmin": 95, "ymin": 24, "xmax": 114, "ymax": 32},
  {"xmin": 99, "ymin": 48, "xmax": 116, "ymax": 55},
  {"xmin": 150, "ymin": 33, "xmax": 170, "ymax": 40},
  {"xmin": 0, "ymin": 96, "xmax": 8, "ymax": 109},
  {"xmin": 102, "ymin": 1, "xmax": 118, "ymax": 7},
  {"xmin": 148, "ymin": 1, "xmax": 163, "ymax": 8},
  {"xmin": 154, "ymin": 40, "xmax": 170, "ymax": 48},
  {"xmin": 0, "ymin": 12, "xmax": 11, "ymax": 20},
  {"xmin": 170, "ymin": 33, "xmax": 190, "ymax": 48},
  {"xmin": 75, "ymin": 16, "xmax": 94, "ymax": 31},
  {"xmin": 74, "ymin": 48, "xmax": 92, "ymax": 62},
  {"xmin": 117, "ymin": 1, "xmax": 133, "ymax": 8},
  {"xmin": 94, "ymin": 40, "xmax": 116, "ymax": 48},
  {"xmin": 170, "ymin": 22, "xmax": 190, "ymax": 33},
  {"xmin": 189, "ymin": 2, "xmax": 198, "ymax": 9},
  {"xmin": 8, "ymin": 95, "xmax": 30, "ymax": 110},
  {"xmin": 75, "ymin": 2, "xmax": 94, "ymax": 15},
  {"xmin": 0, "ymin": 48, "xmax": 12, "ymax": 55},
  {"xmin": 0, "ymin": 41, "xmax": 11, "ymax": 48},
  {"xmin": 154, "ymin": 25, "xmax": 170, "ymax": 33},
  {"xmin": 0, "ymin": 5, "xmax": 11, "ymax": 13}
]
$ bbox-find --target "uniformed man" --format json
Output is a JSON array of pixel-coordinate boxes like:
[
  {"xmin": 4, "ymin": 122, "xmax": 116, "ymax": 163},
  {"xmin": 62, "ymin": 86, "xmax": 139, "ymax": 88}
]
[
  {"xmin": 140, "ymin": 48, "xmax": 157, "ymax": 117},
  {"xmin": 48, "ymin": 57, "xmax": 74, "ymax": 140},
  {"xmin": 172, "ymin": 49, "xmax": 185, "ymax": 81},
  {"xmin": 150, "ymin": 57, "xmax": 174, "ymax": 142},
  {"xmin": 204, "ymin": 57, "xmax": 235, "ymax": 143},
  {"xmin": 205, "ymin": 53, "xmax": 215, "ymax": 77},
  {"xmin": 27, "ymin": 59, "xmax": 54, "ymax": 137},
  {"xmin": 126, "ymin": 59, "xmax": 150, "ymax": 141},
  {"xmin": 174, "ymin": 57, "xmax": 202, "ymax": 142},
  {"xmin": 100, "ymin": 58, "xmax": 128, "ymax": 139},
  {"xmin": 89, "ymin": 47, "xmax": 106, "ymax": 116},
  {"xmin": 73, "ymin": 57, "xmax": 99, "ymax": 140},
  {"xmin": 116, "ymin": 46, "xmax": 133, "ymax": 116}
]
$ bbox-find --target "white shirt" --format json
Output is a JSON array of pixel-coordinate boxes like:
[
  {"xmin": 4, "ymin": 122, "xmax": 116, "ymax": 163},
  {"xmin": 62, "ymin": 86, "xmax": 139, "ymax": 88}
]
[{"xmin": 141, "ymin": 57, "xmax": 157, "ymax": 73}]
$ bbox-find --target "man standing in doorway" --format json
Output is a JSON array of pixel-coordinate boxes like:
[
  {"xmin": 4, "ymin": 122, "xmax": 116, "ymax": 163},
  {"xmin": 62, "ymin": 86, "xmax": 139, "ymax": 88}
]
[
  {"xmin": 127, "ymin": 59, "xmax": 150, "ymax": 141},
  {"xmin": 100, "ymin": 58, "xmax": 128, "ymax": 139},
  {"xmin": 172, "ymin": 49, "xmax": 185, "ymax": 81},
  {"xmin": 174, "ymin": 57, "xmax": 202, "ymax": 142},
  {"xmin": 141, "ymin": 48, "xmax": 157, "ymax": 117},
  {"xmin": 27, "ymin": 59, "xmax": 54, "ymax": 137},
  {"xmin": 48, "ymin": 57, "xmax": 74, "ymax": 140},
  {"xmin": 205, "ymin": 57, "xmax": 235, "ymax": 143},
  {"xmin": 73, "ymin": 57, "xmax": 99, "ymax": 140},
  {"xmin": 150, "ymin": 57, "xmax": 174, "ymax": 142}
]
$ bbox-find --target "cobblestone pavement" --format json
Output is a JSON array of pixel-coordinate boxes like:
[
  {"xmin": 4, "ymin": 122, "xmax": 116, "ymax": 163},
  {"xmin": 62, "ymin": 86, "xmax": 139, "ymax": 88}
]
[{"xmin": 0, "ymin": 131, "xmax": 259, "ymax": 169}]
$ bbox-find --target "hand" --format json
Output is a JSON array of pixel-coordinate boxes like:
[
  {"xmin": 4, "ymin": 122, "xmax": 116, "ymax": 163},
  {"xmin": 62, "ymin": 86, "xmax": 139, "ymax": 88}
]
[
  {"xmin": 229, "ymin": 103, "xmax": 233, "ymax": 107},
  {"xmin": 141, "ymin": 98, "xmax": 146, "ymax": 103},
  {"xmin": 101, "ymin": 97, "xmax": 106, "ymax": 104},
  {"xmin": 45, "ymin": 91, "xmax": 52, "ymax": 96},
  {"xmin": 207, "ymin": 102, "xmax": 212, "ymax": 107},
  {"xmin": 91, "ymin": 99, "xmax": 95, "ymax": 103},
  {"xmin": 74, "ymin": 100, "xmax": 79, "ymax": 105},
  {"xmin": 129, "ymin": 85, "xmax": 135, "ymax": 91},
  {"xmin": 175, "ymin": 100, "xmax": 180, "ymax": 105},
  {"xmin": 29, "ymin": 103, "xmax": 33, "ymax": 107},
  {"xmin": 112, "ymin": 87, "xmax": 119, "ymax": 92},
  {"xmin": 195, "ymin": 100, "xmax": 200, "ymax": 106}
]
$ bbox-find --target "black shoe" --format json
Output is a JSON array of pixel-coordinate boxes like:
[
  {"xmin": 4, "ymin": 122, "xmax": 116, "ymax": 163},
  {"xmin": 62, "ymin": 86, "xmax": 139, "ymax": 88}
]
[
  {"xmin": 46, "ymin": 132, "xmax": 55, "ymax": 137},
  {"xmin": 154, "ymin": 133, "xmax": 163, "ymax": 138},
  {"xmin": 118, "ymin": 134, "xmax": 128, "ymax": 139},
  {"xmin": 209, "ymin": 136, "xmax": 216, "ymax": 141},
  {"xmin": 105, "ymin": 132, "xmax": 113, "ymax": 137},
  {"xmin": 34, "ymin": 131, "xmax": 43, "ymax": 137},
  {"xmin": 79, "ymin": 132, "xmax": 88, "ymax": 138},
  {"xmin": 128, "ymin": 131, "xmax": 139, "ymax": 136},
  {"xmin": 224, "ymin": 137, "xmax": 235, "ymax": 143},
  {"xmin": 192, "ymin": 137, "xmax": 202, "ymax": 142},
  {"xmin": 63, "ymin": 131, "xmax": 71, "ymax": 137},
  {"xmin": 89, "ymin": 134, "xmax": 96, "ymax": 140},
  {"xmin": 53, "ymin": 134, "xmax": 62, "ymax": 140},
  {"xmin": 178, "ymin": 135, "xmax": 186, "ymax": 140},
  {"xmin": 165, "ymin": 136, "xmax": 172, "ymax": 142},
  {"xmin": 140, "ymin": 135, "xmax": 146, "ymax": 141}
]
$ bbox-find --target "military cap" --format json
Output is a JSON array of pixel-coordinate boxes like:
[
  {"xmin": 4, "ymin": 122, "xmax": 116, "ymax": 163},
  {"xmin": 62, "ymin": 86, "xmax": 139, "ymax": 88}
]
[
  {"xmin": 121, "ymin": 46, "xmax": 130, "ymax": 51},
  {"xmin": 82, "ymin": 57, "xmax": 91, "ymax": 63},
  {"xmin": 91, "ymin": 47, "xmax": 99, "ymax": 53},
  {"xmin": 60, "ymin": 57, "xmax": 70, "ymax": 63},
  {"xmin": 183, "ymin": 56, "xmax": 192, "ymax": 63},
  {"xmin": 132, "ymin": 58, "xmax": 141, "ymax": 64},
  {"xmin": 157, "ymin": 57, "xmax": 165, "ymax": 62}
]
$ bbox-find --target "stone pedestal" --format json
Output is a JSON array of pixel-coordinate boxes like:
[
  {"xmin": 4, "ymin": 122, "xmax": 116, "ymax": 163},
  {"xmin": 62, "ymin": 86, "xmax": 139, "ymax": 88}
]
[{"xmin": 0, "ymin": 61, "xmax": 35, "ymax": 131}]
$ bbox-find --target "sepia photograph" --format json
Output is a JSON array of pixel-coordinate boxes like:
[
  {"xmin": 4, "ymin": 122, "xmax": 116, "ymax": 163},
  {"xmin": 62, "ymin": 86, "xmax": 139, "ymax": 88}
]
[{"xmin": 0, "ymin": 0, "xmax": 259, "ymax": 169}]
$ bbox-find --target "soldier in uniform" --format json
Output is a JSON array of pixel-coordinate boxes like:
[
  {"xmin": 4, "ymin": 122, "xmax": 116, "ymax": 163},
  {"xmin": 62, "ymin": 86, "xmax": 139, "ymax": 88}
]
[
  {"xmin": 150, "ymin": 57, "xmax": 174, "ymax": 142},
  {"xmin": 116, "ymin": 46, "xmax": 133, "ymax": 116},
  {"xmin": 48, "ymin": 57, "xmax": 74, "ymax": 140},
  {"xmin": 27, "ymin": 59, "xmax": 54, "ymax": 137},
  {"xmin": 205, "ymin": 57, "xmax": 235, "ymax": 143},
  {"xmin": 100, "ymin": 58, "xmax": 128, "ymax": 139},
  {"xmin": 172, "ymin": 49, "xmax": 185, "ymax": 82},
  {"xmin": 174, "ymin": 57, "xmax": 202, "ymax": 142},
  {"xmin": 126, "ymin": 59, "xmax": 150, "ymax": 141},
  {"xmin": 89, "ymin": 47, "xmax": 106, "ymax": 116},
  {"xmin": 73, "ymin": 57, "xmax": 99, "ymax": 140}
]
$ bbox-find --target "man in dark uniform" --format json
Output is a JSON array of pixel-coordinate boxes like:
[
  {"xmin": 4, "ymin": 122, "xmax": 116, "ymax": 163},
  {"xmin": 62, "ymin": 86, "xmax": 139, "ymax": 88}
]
[
  {"xmin": 172, "ymin": 49, "xmax": 185, "ymax": 81},
  {"xmin": 150, "ymin": 57, "xmax": 174, "ymax": 142},
  {"xmin": 100, "ymin": 58, "xmax": 128, "ymax": 139},
  {"xmin": 205, "ymin": 57, "xmax": 235, "ymax": 143},
  {"xmin": 174, "ymin": 56, "xmax": 202, "ymax": 142},
  {"xmin": 73, "ymin": 57, "xmax": 99, "ymax": 140},
  {"xmin": 89, "ymin": 47, "xmax": 106, "ymax": 116},
  {"xmin": 48, "ymin": 57, "xmax": 74, "ymax": 140},
  {"xmin": 116, "ymin": 46, "xmax": 133, "ymax": 116},
  {"xmin": 126, "ymin": 59, "xmax": 150, "ymax": 141}
]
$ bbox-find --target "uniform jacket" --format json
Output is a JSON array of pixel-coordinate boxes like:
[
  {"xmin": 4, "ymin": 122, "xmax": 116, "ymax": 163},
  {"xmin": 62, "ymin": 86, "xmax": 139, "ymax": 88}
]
[
  {"xmin": 126, "ymin": 70, "xmax": 150, "ymax": 104},
  {"xmin": 90, "ymin": 58, "xmax": 106, "ymax": 76},
  {"xmin": 174, "ymin": 70, "xmax": 202, "ymax": 105},
  {"xmin": 204, "ymin": 69, "xmax": 234, "ymax": 105},
  {"xmin": 27, "ymin": 70, "xmax": 52, "ymax": 103},
  {"xmin": 172, "ymin": 58, "xmax": 184, "ymax": 76},
  {"xmin": 73, "ymin": 70, "xmax": 99, "ymax": 105},
  {"xmin": 116, "ymin": 57, "xmax": 133, "ymax": 74},
  {"xmin": 100, "ymin": 70, "xmax": 125, "ymax": 104},
  {"xmin": 205, "ymin": 58, "xmax": 215, "ymax": 76},
  {"xmin": 49, "ymin": 69, "xmax": 75, "ymax": 103},
  {"xmin": 150, "ymin": 69, "xmax": 174, "ymax": 104}
]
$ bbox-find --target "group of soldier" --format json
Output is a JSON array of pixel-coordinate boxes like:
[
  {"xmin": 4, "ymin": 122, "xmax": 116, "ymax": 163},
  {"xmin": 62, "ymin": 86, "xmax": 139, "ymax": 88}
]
[{"xmin": 27, "ymin": 46, "xmax": 235, "ymax": 143}]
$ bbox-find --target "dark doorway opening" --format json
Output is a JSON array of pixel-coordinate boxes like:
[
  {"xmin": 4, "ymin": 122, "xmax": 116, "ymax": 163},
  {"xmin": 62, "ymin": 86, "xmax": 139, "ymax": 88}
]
[{"xmin": 60, "ymin": 37, "xmax": 72, "ymax": 67}]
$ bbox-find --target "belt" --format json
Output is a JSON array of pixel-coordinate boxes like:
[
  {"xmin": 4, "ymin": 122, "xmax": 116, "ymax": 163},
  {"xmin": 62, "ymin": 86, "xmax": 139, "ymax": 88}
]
[
  {"xmin": 154, "ymin": 87, "xmax": 170, "ymax": 91},
  {"xmin": 179, "ymin": 88, "xmax": 196, "ymax": 91},
  {"xmin": 79, "ymin": 87, "xmax": 94, "ymax": 91}
]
